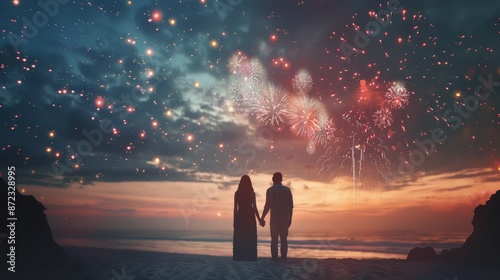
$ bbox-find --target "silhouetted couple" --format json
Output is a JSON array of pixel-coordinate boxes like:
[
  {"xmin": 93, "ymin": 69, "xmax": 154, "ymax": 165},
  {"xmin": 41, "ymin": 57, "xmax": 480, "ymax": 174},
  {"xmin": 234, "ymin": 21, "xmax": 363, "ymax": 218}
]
[{"xmin": 233, "ymin": 172, "xmax": 294, "ymax": 261}]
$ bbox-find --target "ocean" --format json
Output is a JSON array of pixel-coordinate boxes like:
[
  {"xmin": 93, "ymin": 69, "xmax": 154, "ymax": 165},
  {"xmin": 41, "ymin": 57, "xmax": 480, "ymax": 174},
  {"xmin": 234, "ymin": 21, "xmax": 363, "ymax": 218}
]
[{"xmin": 54, "ymin": 229, "xmax": 468, "ymax": 259}]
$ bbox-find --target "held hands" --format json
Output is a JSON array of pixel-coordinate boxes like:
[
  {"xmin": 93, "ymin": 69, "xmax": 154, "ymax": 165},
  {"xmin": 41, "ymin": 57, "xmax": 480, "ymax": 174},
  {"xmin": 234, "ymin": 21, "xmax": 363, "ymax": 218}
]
[{"xmin": 259, "ymin": 218, "xmax": 266, "ymax": 227}]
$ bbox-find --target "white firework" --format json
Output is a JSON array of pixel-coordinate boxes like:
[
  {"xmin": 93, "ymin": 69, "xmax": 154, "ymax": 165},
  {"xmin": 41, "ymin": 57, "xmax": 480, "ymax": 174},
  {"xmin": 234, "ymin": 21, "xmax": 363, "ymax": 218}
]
[
  {"xmin": 228, "ymin": 77, "xmax": 246, "ymax": 105},
  {"xmin": 235, "ymin": 59, "xmax": 265, "ymax": 103},
  {"xmin": 386, "ymin": 82, "xmax": 409, "ymax": 109},
  {"xmin": 373, "ymin": 107, "xmax": 393, "ymax": 129},
  {"xmin": 306, "ymin": 142, "xmax": 316, "ymax": 155},
  {"xmin": 227, "ymin": 53, "xmax": 251, "ymax": 76},
  {"xmin": 287, "ymin": 96, "xmax": 327, "ymax": 138},
  {"xmin": 312, "ymin": 117, "xmax": 335, "ymax": 148},
  {"xmin": 249, "ymin": 59, "xmax": 265, "ymax": 81},
  {"xmin": 292, "ymin": 70, "xmax": 313, "ymax": 95},
  {"xmin": 253, "ymin": 83, "xmax": 289, "ymax": 126},
  {"xmin": 240, "ymin": 76, "xmax": 264, "ymax": 103}
]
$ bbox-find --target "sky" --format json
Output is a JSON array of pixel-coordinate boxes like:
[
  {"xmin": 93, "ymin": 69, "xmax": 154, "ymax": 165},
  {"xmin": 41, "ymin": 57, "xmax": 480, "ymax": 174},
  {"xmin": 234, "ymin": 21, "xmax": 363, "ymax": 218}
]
[{"xmin": 1, "ymin": 0, "xmax": 500, "ymax": 246}]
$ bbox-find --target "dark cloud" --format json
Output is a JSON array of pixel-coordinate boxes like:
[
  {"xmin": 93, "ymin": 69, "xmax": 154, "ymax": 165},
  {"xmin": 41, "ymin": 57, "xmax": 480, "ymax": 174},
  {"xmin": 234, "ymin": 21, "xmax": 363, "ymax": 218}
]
[{"xmin": 434, "ymin": 185, "xmax": 474, "ymax": 192}]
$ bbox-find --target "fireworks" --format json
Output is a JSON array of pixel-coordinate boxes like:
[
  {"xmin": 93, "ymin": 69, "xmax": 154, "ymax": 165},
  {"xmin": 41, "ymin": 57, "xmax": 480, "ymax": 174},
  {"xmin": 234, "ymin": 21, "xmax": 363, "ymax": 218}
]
[
  {"xmin": 227, "ymin": 53, "xmax": 251, "ymax": 76},
  {"xmin": 311, "ymin": 117, "xmax": 335, "ymax": 148},
  {"xmin": 373, "ymin": 107, "xmax": 393, "ymax": 129},
  {"xmin": 306, "ymin": 142, "xmax": 316, "ymax": 155},
  {"xmin": 240, "ymin": 77, "xmax": 265, "ymax": 104},
  {"xmin": 228, "ymin": 77, "xmax": 246, "ymax": 105},
  {"xmin": 253, "ymin": 83, "xmax": 289, "ymax": 126},
  {"xmin": 292, "ymin": 70, "xmax": 313, "ymax": 95},
  {"xmin": 287, "ymin": 96, "xmax": 327, "ymax": 138},
  {"xmin": 386, "ymin": 82, "xmax": 409, "ymax": 109},
  {"xmin": 249, "ymin": 58, "xmax": 265, "ymax": 81},
  {"xmin": 228, "ymin": 55, "xmax": 264, "ymax": 107},
  {"xmin": 227, "ymin": 56, "xmax": 266, "ymax": 107}
]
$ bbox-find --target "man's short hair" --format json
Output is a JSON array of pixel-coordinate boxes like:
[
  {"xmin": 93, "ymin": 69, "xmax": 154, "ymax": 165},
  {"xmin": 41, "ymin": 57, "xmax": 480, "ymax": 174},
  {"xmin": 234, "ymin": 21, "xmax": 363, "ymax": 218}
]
[{"xmin": 272, "ymin": 172, "xmax": 282, "ymax": 184}]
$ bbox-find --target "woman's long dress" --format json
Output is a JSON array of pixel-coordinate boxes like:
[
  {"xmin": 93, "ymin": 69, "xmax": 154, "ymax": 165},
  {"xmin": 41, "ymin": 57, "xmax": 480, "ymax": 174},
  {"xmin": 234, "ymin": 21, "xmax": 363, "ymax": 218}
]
[{"xmin": 233, "ymin": 190, "xmax": 257, "ymax": 261}]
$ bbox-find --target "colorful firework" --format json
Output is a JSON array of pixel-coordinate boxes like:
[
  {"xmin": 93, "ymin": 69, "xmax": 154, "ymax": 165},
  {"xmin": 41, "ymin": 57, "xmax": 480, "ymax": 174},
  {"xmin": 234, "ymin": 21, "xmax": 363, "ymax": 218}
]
[
  {"xmin": 292, "ymin": 70, "xmax": 313, "ymax": 95},
  {"xmin": 311, "ymin": 117, "xmax": 335, "ymax": 148},
  {"xmin": 386, "ymin": 82, "xmax": 409, "ymax": 109},
  {"xmin": 253, "ymin": 83, "xmax": 289, "ymax": 126},
  {"xmin": 373, "ymin": 107, "xmax": 393, "ymax": 129},
  {"xmin": 287, "ymin": 96, "xmax": 327, "ymax": 138}
]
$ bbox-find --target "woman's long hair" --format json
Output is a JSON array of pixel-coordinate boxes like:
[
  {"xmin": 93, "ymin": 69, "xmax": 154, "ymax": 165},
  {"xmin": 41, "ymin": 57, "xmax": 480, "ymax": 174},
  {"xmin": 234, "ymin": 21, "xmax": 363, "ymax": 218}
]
[{"xmin": 237, "ymin": 175, "xmax": 254, "ymax": 200}]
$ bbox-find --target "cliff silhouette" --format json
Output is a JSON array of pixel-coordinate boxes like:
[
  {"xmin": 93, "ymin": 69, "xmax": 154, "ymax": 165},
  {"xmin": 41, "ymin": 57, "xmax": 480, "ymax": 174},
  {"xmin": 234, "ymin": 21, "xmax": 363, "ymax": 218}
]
[
  {"xmin": 0, "ymin": 177, "xmax": 85, "ymax": 279},
  {"xmin": 461, "ymin": 189, "xmax": 500, "ymax": 262},
  {"xmin": 408, "ymin": 189, "xmax": 500, "ymax": 263}
]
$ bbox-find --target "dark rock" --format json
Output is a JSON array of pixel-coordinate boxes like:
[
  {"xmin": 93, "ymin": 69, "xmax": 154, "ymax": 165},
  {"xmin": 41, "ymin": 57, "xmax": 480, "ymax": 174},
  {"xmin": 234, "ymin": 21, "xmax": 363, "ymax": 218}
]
[
  {"xmin": 406, "ymin": 246, "xmax": 437, "ymax": 261},
  {"xmin": 407, "ymin": 190, "xmax": 500, "ymax": 263},
  {"xmin": 439, "ymin": 248, "xmax": 462, "ymax": 260},
  {"xmin": 0, "ymin": 177, "xmax": 69, "ymax": 273},
  {"xmin": 461, "ymin": 190, "xmax": 500, "ymax": 262}
]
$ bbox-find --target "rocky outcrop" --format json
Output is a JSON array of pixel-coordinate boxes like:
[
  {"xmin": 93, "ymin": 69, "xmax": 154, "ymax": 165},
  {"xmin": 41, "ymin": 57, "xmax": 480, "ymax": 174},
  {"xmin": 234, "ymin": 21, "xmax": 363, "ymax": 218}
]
[
  {"xmin": 0, "ymin": 177, "xmax": 68, "ymax": 272},
  {"xmin": 439, "ymin": 247, "xmax": 461, "ymax": 260},
  {"xmin": 460, "ymin": 190, "xmax": 500, "ymax": 262},
  {"xmin": 406, "ymin": 246, "xmax": 436, "ymax": 261},
  {"xmin": 407, "ymin": 190, "xmax": 500, "ymax": 262}
]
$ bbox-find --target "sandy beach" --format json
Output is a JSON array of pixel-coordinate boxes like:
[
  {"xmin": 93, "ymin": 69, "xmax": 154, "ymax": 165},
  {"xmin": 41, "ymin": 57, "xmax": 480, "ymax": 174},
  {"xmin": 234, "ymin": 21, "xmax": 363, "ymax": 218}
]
[{"xmin": 10, "ymin": 246, "xmax": 498, "ymax": 280}]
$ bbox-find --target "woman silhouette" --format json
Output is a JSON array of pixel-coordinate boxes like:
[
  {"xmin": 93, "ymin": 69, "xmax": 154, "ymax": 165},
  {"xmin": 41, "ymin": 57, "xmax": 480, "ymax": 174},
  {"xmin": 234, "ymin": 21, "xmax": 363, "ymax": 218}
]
[{"xmin": 233, "ymin": 175, "xmax": 263, "ymax": 261}]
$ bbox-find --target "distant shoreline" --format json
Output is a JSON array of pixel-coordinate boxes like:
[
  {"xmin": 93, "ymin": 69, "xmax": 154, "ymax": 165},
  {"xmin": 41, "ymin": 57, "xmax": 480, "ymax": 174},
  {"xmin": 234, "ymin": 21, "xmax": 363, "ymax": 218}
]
[
  {"xmin": 55, "ymin": 236, "xmax": 462, "ymax": 260},
  {"xmin": 53, "ymin": 232, "xmax": 466, "ymax": 260}
]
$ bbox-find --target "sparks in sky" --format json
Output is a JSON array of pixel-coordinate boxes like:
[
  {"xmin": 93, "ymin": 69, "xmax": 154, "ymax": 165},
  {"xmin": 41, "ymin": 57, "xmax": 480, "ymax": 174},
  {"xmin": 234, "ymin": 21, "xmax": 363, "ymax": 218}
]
[
  {"xmin": 238, "ymin": 61, "xmax": 266, "ymax": 104},
  {"xmin": 311, "ymin": 117, "xmax": 336, "ymax": 148},
  {"xmin": 287, "ymin": 96, "xmax": 327, "ymax": 139},
  {"xmin": 386, "ymin": 82, "xmax": 409, "ymax": 109},
  {"xmin": 227, "ymin": 53, "xmax": 251, "ymax": 76},
  {"xmin": 292, "ymin": 70, "xmax": 313, "ymax": 95},
  {"xmin": 253, "ymin": 83, "xmax": 289, "ymax": 126},
  {"xmin": 306, "ymin": 142, "xmax": 316, "ymax": 155},
  {"xmin": 226, "ymin": 56, "xmax": 266, "ymax": 108},
  {"xmin": 227, "ymin": 78, "xmax": 247, "ymax": 108},
  {"xmin": 373, "ymin": 107, "xmax": 393, "ymax": 129}
]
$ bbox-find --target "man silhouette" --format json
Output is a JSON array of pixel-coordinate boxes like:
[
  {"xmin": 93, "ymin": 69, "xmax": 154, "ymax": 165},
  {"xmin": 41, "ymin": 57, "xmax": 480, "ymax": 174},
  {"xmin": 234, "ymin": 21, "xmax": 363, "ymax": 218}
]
[{"xmin": 261, "ymin": 172, "xmax": 293, "ymax": 261}]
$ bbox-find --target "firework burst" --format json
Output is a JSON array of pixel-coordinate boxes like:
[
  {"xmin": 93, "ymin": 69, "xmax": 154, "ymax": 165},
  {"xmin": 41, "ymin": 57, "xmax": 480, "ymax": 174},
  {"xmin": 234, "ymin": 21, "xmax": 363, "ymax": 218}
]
[
  {"xmin": 226, "ymin": 57, "xmax": 266, "ymax": 106},
  {"xmin": 292, "ymin": 70, "xmax": 313, "ymax": 95},
  {"xmin": 386, "ymin": 82, "xmax": 409, "ymax": 109},
  {"xmin": 253, "ymin": 83, "xmax": 289, "ymax": 126},
  {"xmin": 287, "ymin": 96, "xmax": 327, "ymax": 138},
  {"xmin": 240, "ymin": 77, "xmax": 264, "ymax": 103},
  {"xmin": 306, "ymin": 142, "xmax": 316, "ymax": 155},
  {"xmin": 227, "ymin": 53, "xmax": 251, "ymax": 76},
  {"xmin": 311, "ymin": 117, "xmax": 335, "ymax": 148},
  {"xmin": 249, "ymin": 58, "xmax": 265, "ymax": 81},
  {"xmin": 373, "ymin": 107, "xmax": 393, "ymax": 129},
  {"xmin": 228, "ymin": 77, "xmax": 246, "ymax": 105},
  {"xmin": 237, "ymin": 59, "xmax": 266, "ymax": 103}
]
